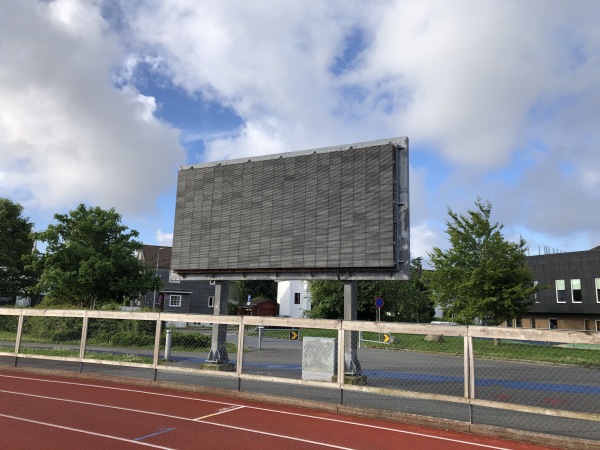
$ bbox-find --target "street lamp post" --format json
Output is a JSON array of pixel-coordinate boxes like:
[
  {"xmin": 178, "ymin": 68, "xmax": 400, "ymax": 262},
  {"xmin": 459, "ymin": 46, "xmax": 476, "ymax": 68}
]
[{"xmin": 153, "ymin": 247, "xmax": 163, "ymax": 309}]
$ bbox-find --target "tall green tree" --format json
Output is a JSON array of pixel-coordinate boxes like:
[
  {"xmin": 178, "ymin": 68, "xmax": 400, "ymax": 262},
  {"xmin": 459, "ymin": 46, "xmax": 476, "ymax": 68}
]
[
  {"xmin": 379, "ymin": 259, "xmax": 435, "ymax": 323},
  {"xmin": 306, "ymin": 259, "xmax": 434, "ymax": 322},
  {"xmin": 34, "ymin": 204, "xmax": 157, "ymax": 308},
  {"xmin": 0, "ymin": 198, "xmax": 38, "ymax": 303},
  {"xmin": 236, "ymin": 280, "xmax": 277, "ymax": 303},
  {"xmin": 426, "ymin": 199, "xmax": 539, "ymax": 325}
]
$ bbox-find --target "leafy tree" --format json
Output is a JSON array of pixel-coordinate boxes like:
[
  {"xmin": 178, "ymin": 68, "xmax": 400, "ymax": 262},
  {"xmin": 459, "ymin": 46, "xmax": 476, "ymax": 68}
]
[
  {"xmin": 426, "ymin": 199, "xmax": 539, "ymax": 325},
  {"xmin": 34, "ymin": 204, "xmax": 158, "ymax": 308},
  {"xmin": 379, "ymin": 259, "xmax": 435, "ymax": 323},
  {"xmin": 0, "ymin": 198, "xmax": 38, "ymax": 303},
  {"xmin": 306, "ymin": 259, "xmax": 434, "ymax": 322},
  {"xmin": 236, "ymin": 280, "xmax": 277, "ymax": 302}
]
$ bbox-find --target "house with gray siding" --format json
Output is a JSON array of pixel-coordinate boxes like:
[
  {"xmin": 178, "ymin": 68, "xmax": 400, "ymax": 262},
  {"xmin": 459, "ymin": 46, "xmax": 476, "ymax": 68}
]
[{"xmin": 139, "ymin": 245, "xmax": 216, "ymax": 315}]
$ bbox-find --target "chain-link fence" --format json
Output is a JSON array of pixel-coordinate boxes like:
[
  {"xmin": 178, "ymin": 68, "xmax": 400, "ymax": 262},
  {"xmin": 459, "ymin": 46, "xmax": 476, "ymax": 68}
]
[{"xmin": 1, "ymin": 308, "xmax": 599, "ymax": 444}]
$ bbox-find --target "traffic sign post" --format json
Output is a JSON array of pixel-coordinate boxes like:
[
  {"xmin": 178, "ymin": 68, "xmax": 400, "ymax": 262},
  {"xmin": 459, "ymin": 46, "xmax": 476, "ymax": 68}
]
[
  {"xmin": 375, "ymin": 297, "xmax": 383, "ymax": 323},
  {"xmin": 375, "ymin": 297, "xmax": 384, "ymax": 341}
]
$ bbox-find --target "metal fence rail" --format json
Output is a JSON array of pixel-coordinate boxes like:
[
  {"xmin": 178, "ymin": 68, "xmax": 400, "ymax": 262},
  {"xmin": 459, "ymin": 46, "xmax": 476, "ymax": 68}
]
[{"xmin": 1, "ymin": 308, "xmax": 599, "ymax": 443}]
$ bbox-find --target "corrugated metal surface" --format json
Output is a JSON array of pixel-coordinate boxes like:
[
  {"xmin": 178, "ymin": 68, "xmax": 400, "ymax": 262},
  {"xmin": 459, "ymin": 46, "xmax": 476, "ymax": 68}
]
[{"xmin": 172, "ymin": 140, "xmax": 409, "ymax": 280}]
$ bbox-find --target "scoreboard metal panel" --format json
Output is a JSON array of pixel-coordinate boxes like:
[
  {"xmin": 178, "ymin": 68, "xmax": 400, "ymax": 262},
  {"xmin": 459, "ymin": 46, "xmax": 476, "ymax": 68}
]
[{"xmin": 172, "ymin": 137, "xmax": 409, "ymax": 280}]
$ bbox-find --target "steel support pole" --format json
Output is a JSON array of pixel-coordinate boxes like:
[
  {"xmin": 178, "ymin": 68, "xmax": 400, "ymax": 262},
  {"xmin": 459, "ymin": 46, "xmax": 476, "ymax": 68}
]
[
  {"xmin": 206, "ymin": 281, "xmax": 230, "ymax": 364},
  {"xmin": 343, "ymin": 280, "xmax": 361, "ymax": 375}
]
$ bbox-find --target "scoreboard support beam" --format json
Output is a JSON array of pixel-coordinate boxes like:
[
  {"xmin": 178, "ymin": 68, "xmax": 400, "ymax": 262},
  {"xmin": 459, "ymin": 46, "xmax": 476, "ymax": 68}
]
[
  {"xmin": 343, "ymin": 281, "xmax": 361, "ymax": 376},
  {"xmin": 206, "ymin": 281, "xmax": 232, "ymax": 367}
]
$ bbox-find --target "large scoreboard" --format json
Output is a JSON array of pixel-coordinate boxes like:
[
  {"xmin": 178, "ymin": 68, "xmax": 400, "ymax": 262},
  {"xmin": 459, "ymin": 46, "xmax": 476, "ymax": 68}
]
[{"xmin": 171, "ymin": 137, "xmax": 409, "ymax": 280}]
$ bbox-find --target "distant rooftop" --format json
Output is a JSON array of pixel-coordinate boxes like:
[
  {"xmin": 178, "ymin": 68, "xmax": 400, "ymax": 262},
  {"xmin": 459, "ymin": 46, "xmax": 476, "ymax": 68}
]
[{"xmin": 142, "ymin": 245, "xmax": 172, "ymax": 269}]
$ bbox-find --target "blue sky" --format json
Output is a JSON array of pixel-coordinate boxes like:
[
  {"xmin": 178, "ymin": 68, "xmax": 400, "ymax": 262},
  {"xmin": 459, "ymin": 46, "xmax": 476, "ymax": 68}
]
[{"xmin": 1, "ymin": 0, "xmax": 599, "ymax": 261}]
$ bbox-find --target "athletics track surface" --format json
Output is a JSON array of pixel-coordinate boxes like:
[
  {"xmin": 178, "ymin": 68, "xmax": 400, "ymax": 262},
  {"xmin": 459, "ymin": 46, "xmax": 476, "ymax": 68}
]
[{"xmin": 0, "ymin": 370, "xmax": 553, "ymax": 450}]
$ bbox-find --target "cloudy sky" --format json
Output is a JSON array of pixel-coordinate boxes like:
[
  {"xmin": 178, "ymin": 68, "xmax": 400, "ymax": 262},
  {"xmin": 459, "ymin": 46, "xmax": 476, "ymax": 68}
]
[{"xmin": 1, "ymin": 0, "xmax": 599, "ymax": 262}]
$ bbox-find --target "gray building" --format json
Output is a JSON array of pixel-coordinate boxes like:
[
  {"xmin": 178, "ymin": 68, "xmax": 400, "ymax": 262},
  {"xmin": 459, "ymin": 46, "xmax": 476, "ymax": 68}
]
[
  {"xmin": 519, "ymin": 246, "xmax": 600, "ymax": 331},
  {"xmin": 139, "ymin": 245, "xmax": 216, "ymax": 315}
]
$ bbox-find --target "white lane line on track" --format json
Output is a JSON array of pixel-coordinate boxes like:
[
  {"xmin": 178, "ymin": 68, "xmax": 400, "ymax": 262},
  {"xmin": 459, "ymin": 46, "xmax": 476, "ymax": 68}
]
[
  {"xmin": 0, "ymin": 373, "xmax": 516, "ymax": 450},
  {"xmin": 0, "ymin": 412, "xmax": 173, "ymax": 449},
  {"xmin": 195, "ymin": 405, "xmax": 246, "ymax": 421},
  {"xmin": 0, "ymin": 389, "xmax": 353, "ymax": 450}
]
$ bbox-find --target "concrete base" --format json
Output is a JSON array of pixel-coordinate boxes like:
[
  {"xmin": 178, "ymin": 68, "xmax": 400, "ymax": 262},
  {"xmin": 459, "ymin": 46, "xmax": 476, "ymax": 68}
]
[
  {"xmin": 332, "ymin": 374, "xmax": 368, "ymax": 386},
  {"xmin": 200, "ymin": 362, "xmax": 235, "ymax": 372}
]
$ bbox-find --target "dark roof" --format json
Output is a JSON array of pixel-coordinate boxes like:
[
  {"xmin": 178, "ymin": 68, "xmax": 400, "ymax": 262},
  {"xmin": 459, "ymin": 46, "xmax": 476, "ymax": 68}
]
[
  {"xmin": 240, "ymin": 298, "xmax": 277, "ymax": 307},
  {"xmin": 591, "ymin": 245, "xmax": 600, "ymax": 252},
  {"xmin": 142, "ymin": 245, "xmax": 172, "ymax": 269}
]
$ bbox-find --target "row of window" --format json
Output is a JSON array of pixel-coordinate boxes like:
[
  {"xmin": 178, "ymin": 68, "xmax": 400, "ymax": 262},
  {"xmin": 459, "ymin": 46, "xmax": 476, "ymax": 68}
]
[
  {"xmin": 507, "ymin": 318, "xmax": 600, "ymax": 331},
  {"xmin": 167, "ymin": 295, "xmax": 215, "ymax": 308},
  {"xmin": 535, "ymin": 278, "xmax": 600, "ymax": 303},
  {"xmin": 167, "ymin": 293, "xmax": 303, "ymax": 308},
  {"xmin": 558, "ymin": 278, "xmax": 600, "ymax": 303}
]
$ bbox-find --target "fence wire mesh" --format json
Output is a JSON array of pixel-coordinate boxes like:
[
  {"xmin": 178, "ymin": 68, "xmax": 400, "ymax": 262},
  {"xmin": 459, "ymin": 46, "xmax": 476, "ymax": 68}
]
[
  {"xmin": 19, "ymin": 315, "xmax": 82, "ymax": 359},
  {"xmin": 1, "ymin": 308, "xmax": 599, "ymax": 445},
  {"xmin": 355, "ymin": 332, "xmax": 464, "ymax": 397},
  {"xmin": 473, "ymin": 337, "xmax": 600, "ymax": 416},
  {"xmin": 85, "ymin": 317, "xmax": 156, "ymax": 364},
  {"xmin": 0, "ymin": 314, "xmax": 19, "ymax": 354},
  {"xmin": 159, "ymin": 321, "xmax": 235, "ymax": 370}
]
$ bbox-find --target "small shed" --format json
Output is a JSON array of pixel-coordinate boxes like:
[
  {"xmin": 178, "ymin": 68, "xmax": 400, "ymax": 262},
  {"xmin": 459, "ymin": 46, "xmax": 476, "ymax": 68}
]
[{"xmin": 238, "ymin": 298, "xmax": 278, "ymax": 316}]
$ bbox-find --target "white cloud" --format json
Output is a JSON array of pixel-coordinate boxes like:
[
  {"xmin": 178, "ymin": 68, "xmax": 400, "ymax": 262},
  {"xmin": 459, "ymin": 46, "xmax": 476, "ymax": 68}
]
[
  {"xmin": 0, "ymin": 0, "xmax": 184, "ymax": 217},
  {"xmin": 3, "ymin": 0, "xmax": 599, "ymax": 251},
  {"xmin": 155, "ymin": 229, "xmax": 173, "ymax": 246}
]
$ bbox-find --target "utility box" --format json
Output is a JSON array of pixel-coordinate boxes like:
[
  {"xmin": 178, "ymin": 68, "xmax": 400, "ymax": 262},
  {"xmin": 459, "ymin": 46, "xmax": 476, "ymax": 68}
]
[{"xmin": 302, "ymin": 337, "xmax": 337, "ymax": 381}]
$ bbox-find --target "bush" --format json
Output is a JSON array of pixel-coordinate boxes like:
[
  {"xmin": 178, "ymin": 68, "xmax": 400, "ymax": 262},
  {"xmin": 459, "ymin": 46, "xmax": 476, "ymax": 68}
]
[
  {"xmin": 0, "ymin": 315, "xmax": 18, "ymax": 333},
  {"xmin": 168, "ymin": 331, "xmax": 211, "ymax": 349},
  {"xmin": 89, "ymin": 330, "xmax": 155, "ymax": 347},
  {"xmin": 25, "ymin": 316, "xmax": 83, "ymax": 341}
]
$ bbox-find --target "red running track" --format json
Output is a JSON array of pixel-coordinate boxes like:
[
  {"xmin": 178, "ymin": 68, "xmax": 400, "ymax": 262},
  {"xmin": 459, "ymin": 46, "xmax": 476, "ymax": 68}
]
[{"xmin": 0, "ymin": 370, "xmax": 551, "ymax": 450}]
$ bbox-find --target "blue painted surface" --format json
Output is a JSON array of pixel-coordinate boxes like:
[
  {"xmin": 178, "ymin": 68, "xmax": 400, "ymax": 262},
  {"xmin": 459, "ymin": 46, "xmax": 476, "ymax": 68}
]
[
  {"xmin": 133, "ymin": 427, "xmax": 175, "ymax": 441},
  {"xmin": 89, "ymin": 350, "xmax": 600, "ymax": 395}
]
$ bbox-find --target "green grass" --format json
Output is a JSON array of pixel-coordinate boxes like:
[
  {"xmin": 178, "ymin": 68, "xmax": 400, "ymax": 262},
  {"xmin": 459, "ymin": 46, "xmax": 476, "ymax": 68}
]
[
  {"xmin": 0, "ymin": 344, "xmax": 154, "ymax": 364},
  {"xmin": 0, "ymin": 331, "xmax": 17, "ymax": 341}
]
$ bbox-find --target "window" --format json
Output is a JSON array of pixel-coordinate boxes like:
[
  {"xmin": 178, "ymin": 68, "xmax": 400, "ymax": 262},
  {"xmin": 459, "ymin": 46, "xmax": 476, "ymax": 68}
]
[
  {"xmin": 596, "ymin": 278, "xmax": 600, "ymax": 303},
  {"xmin": 515, "ymin": 318, "xmax": 522, "ymax": 328},
  {"xmin": 555, "ymin": 280, "xmax": 566, "ymax": 303},
  {"xmin": 533, "ymin": 281, "xmax": 539, "ymax": 303},
  {"xmin": 549, "ymin": 318, "xmax": 558, "ymax": 329},
  {"xmin": 169, "ymin": 295, "xmax": 182, "ymax": 307},
  {"xmin": 571, "ymin": 279, "xmax": 582, "ymax": 303},
  {"xmin": 294, "ymin": 293, "xmax": 301, "ymax": 305},
  {"xmin": 506, "ymin": 319, "xmax": 513, "ymax": 327},
  {"xmin": 208, "ymin": 296, "xmax": 215, "ymax": 308},
  {"xmin": 530, "ymin": 318, "xmax": 536, "ymax": 329}
]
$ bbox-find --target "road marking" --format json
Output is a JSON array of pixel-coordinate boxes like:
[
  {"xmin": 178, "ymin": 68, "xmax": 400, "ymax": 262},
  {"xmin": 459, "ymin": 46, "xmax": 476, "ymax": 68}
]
[
  {"xmin": 0, "ymin": 373, "xmax": 519, "ymax": 449},
  {"xmin": 195, "ymin": 405, "xmax": 245, "ymax": 420},
  {"xmin": 0, "ymin": 412, "xmax": 173, "ymax": 449}
]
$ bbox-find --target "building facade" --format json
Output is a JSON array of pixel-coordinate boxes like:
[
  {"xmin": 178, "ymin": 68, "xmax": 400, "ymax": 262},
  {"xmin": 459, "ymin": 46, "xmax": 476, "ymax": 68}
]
[
  {"xmin": 519, "ymin": 246, "xmax": 600, "ymax": 331},
  {"xmin": 276, "ymin": 280, "xmax": 311, "ymax": 318},
  {"xmin": 139, "ymin": 245, "xmax": 216, "ymax": 315}
]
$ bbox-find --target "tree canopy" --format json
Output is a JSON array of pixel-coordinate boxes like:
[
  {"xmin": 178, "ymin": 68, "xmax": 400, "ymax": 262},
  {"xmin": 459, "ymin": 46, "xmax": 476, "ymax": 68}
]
[
  {"xmin": 0, "ymin": 198, "xmax": 38, "ymax": 302},
  {"xmin": 34, "ymin": 204, "xmax": 157, "ymax": 308},
  {"xmin": 306, "ymin": 259, "xmax": 434, "ymax": 322},
  {"xmin": 236, "ymin": 280, "xmax": 278, "ymax": 303},
  {"xmin": 426, "ymin": 199, "xmax": 538, "ymax": 325}
]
